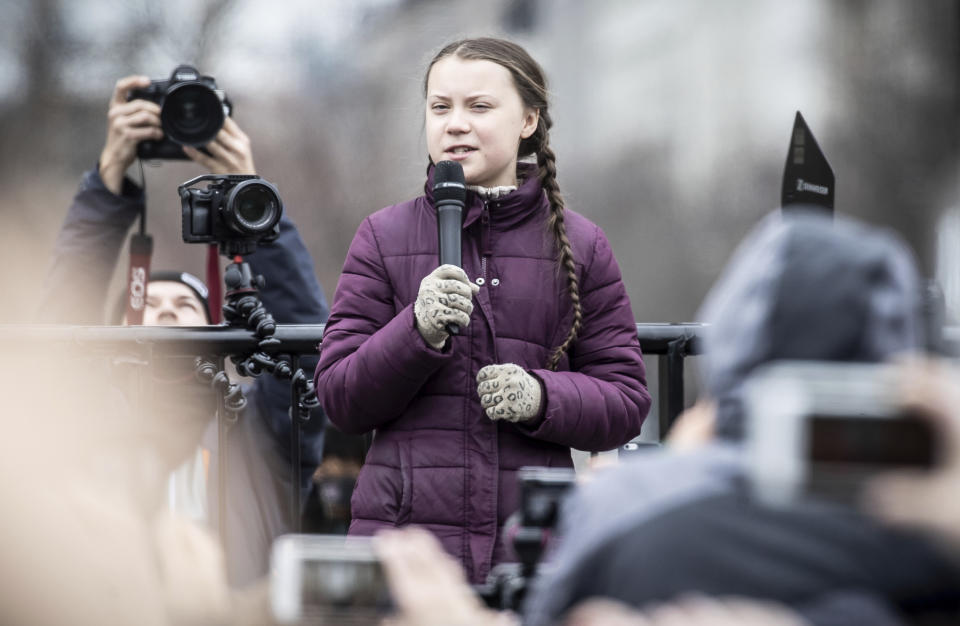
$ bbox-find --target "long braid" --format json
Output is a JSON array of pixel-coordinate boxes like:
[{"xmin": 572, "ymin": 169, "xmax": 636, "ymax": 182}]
[
  {"xmin": 424, "ymin": 38, "xmax": 582, "ymax": 370},
  {"xmin": 536, "ymin": 113, "xmax": 582, "ymax": 371}
]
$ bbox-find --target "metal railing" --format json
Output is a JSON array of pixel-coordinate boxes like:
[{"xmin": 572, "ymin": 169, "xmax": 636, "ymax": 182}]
[{"xmin": 0, "ymin": 322, "xmax": 705, "ymax": 535}]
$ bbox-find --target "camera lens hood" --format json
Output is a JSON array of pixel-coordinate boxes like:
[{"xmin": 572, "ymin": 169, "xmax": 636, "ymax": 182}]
[
  {"xmin": 224, "ymin": 178, "xmax": 283, "ymax": 235},
  {"xmin": 161, "ymin": 81, "xmax": 225, "ymax": 147}
]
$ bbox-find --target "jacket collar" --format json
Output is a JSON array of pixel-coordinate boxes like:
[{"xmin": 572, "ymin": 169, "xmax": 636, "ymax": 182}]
[{"xmin": 424, "ymin": 162, "xmax": 549, "ymax": 230}]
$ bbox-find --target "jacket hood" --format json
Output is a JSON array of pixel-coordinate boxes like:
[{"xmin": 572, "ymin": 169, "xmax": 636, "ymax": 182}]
[{"xmin": 697, "ymin": 208, "xmax": 922, "ymax": 440}]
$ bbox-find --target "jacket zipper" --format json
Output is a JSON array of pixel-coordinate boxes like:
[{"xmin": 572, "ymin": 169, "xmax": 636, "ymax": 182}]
[{"xmin": 480, "ymin": 201, "xmax": 491, "ymax": 282}]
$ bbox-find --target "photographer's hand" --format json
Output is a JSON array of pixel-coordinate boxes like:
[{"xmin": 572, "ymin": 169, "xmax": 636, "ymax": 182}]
[
  {"xmin": 98, "ymin": 75, "xmax": 163, "ymax": 195},
  {"xmin": 864, "ymin": 356, "xmax": 960, "ymax": 556},
  {"xmin": 183, "ymin": 117, "xmax": 256, "ymax": 175},
  {"xmin": 563, "ymin": 596, "xmax": 804, "ymax": 626},
  {"xmin": 376, "ymin": 527, "xmax": 517, "ymax": 626}
]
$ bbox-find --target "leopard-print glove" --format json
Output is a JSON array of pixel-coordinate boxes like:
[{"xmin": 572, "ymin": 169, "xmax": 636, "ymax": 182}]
[
  {"xmin": 477, "ymin": 363, "xmax": 542, "ymax": 423},
  {"xmin": 414, "ymin": 264, "xmax": 480, "ymax": 350}
]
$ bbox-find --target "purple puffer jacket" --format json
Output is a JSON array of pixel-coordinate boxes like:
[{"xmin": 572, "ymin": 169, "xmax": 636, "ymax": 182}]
[{"xmin": 315, "ymin": 166, "xmax": 650, "ymax": 583}]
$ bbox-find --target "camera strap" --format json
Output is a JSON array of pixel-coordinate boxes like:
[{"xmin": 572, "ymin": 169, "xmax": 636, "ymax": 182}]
[
  {"xmin": 124, "ymin": 160, "xmax": 154, "ymax": 325},
  {"xmin": 206, "ymin": 244, "xmax": 222, "ymax": 324},
  {"xmin": 125, "ymin": 233, "xmax": 153, "ymax": 325}
]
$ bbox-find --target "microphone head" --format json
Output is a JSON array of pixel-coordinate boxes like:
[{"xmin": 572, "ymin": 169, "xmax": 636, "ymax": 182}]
[
  {"xmin": 433, "ymin": 160, "xmax": 466, "ymax": 203},
  {"xmin": 781, "ymin": 111, "xmax": 835, "ymax": 212}
]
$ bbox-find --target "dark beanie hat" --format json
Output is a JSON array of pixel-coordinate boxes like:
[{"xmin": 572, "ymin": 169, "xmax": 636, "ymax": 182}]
[
  {"xmin": 113, "ymin": 270, "xmax": 213, "ymax": 324},
  {"xmin": 149, "ymin": 270, "xmax": 212, "ymax": 323}
]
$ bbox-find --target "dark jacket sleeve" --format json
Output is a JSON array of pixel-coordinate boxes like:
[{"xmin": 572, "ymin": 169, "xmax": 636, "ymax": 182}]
[
  {"xmin": 37, "ymin": 168, "xmax": 143, "ymax": 323},
  {"xmin": 314, "ymin": 216, "xmax": 453, "ymax": 435},
  {"xmin": 244, "ymin": 213, "xmax": 331, "ymax": 475},
  {"xmin": 525, "ymin": 226, "xmax": 651, "ymax": 451}
]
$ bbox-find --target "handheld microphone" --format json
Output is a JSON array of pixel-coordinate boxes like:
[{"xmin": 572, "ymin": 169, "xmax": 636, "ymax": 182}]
[{"xmin": 434, "ymin": 160, "xmax": 467, "ymax": 336}]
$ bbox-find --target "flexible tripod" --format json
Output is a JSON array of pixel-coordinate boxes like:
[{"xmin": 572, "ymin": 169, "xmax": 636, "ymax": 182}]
[{"xmin": 194, "ymin": 254, "xmax": 322, "ymax": 542}]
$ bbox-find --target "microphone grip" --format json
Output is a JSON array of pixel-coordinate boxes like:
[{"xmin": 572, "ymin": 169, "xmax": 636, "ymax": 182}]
[
  {"xmin": 437, "ymin": 203, "xmax": 463, "ymax": 267},
  {"xmin": 437, "ymin": 201, "xmax": 464, "ymax": 337}
]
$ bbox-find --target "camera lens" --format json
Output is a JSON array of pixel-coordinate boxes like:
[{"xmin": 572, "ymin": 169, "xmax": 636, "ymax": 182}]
[
  {"xmin": 224, "ymin": 180, "xmax": 282, "ymax": 235},
  {"xmin": 161, "ymin": 82, "xmax": 225, "ymax": 147}
]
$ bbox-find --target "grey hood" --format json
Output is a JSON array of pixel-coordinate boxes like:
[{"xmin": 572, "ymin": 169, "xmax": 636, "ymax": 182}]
[{"xmin": 698, "ymin": 208, "xmax": 923, "ymax": 439}]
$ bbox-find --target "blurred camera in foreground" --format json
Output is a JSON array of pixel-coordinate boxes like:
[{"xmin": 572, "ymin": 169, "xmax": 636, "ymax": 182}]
[
  {"xmin": 744, "ymin": 361, "xmax": 939, "ymax": 506},
  {"xmin": 128, "ymin": 64, "xmax": 232, "ymax": 160},
  {"xmin": 477, "ymin": 467, "xmax": 576, "ymax": 612},
  {"xmin": 269, "ymin": 468, "xmax": 576, "ymax": 622},
  {"xmin": 270, "ymin": 534, "xmax": 391, "ymax": 625},
  {"xmin": 179, "ymin": 174, "xmax": 282, "ymax": 257}
]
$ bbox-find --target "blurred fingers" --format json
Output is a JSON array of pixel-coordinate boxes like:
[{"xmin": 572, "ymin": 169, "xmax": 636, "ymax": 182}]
[
  {"xmin": 124, "ymin": 126, "xmax": 165, "ymax": 143},
  {"xmin": 182, "ymin": 146, "xmax": 218, "ymax": 171},
  {"xmin": 111, "ymin": 75, "xmax": 151, "ymax": 106},
  {"xmin": 109, "ymin": 98, "xmax": 162, "ymax": 118},
  {"xmin": 117, "ymin": 108, "xmax": 162, "ymax": 132},
  {"xmin": 221, "ymin": 116, "xmax": 251, "ymax": 142},
  {"xmin": 191, "ymin": 131, "xmax": 255, "ymax": 174},
  {"xmin": 562, "ymin": 598, "xmax": 652, "ymax": 626}
]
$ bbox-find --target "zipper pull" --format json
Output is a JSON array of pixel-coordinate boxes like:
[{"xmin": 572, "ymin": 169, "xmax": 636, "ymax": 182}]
[{"xmin": 481, "ymin": 201, "xmax": 493, "ymax": 259}]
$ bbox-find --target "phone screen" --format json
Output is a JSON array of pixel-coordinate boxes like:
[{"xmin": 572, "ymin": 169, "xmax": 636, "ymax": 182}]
[
  {"xmin": 804, "ymin": 413, "xmax": 936, "ymax": 502},
  {"xmin": 808, "ymin": 414, "xmax": 936, "ymax": 467},
  {"xmin": 271, "ymin": 534, "xmax": 392, "ymax": 624}
]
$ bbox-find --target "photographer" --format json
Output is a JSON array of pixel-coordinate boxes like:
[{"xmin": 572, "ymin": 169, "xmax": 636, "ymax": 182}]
[
  {"xmin": 38, "ymin": 74, "xmax": 330, "ymax": 588},
  {"xmin": 522, "ymin": 211, "xmax": 960, "ymax": 625}
]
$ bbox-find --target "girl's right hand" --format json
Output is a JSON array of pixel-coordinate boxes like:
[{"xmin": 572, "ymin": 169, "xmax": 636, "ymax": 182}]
[{"xmin": 414, "ymin": 265, "xmax": 480, "ymax": 350}]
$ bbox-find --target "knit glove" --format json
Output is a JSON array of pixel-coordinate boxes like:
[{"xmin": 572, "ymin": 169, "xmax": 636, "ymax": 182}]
[
  {"xmin": 415, "ymin": 265, "xmax": 480, "ymax": 350},
  {"xmin": 477, "ymin": 363, "xmax": 542, "ymax": 423}
]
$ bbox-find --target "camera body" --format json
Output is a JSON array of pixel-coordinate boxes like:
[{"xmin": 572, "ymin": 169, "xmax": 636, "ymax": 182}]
[
  {"xmin": 128, "ymin": 64, "xmax": 232, "ymax": 160},
  {"xmin": 744, "ymin": 361, "xmax": 937, "ymax": 506},
  {"xmin": 178, "ymin": 174, "xmax": 282, "ymax": 257},
  {"xmin": 478, "ymin": 466, "xmax": 577, "ymax": 612},
  {"xmin": 515, "ymin": 466, "xmax": 577, "ymax": 531},
  {"xmin": 270, "ymin": 534, "xmax": 391, "ymax": 624}
]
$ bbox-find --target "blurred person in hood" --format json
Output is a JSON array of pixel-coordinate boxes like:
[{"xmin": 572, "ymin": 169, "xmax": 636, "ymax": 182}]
[{"xmin": 522, "ymin": 210, "xmax": 960, "ymax": 625}]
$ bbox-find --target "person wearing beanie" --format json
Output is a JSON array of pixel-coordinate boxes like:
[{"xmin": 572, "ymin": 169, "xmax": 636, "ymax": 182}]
[{"xmin": 523, "ymin": 210, "xmax": 960, "ymax": 625}]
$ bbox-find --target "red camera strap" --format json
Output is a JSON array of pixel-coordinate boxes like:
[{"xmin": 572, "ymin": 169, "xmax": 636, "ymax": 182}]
[
  {"xmin": 125, "ymin": 233, "xmax": 153, "ymax": 325},
  {"xmin": 206, "ymin": 244, "xmax": 222, "ymax": 324}
]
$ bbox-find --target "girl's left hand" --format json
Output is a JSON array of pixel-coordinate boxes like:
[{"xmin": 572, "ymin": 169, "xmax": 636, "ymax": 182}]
[{"xmin": 477, "ymin": 364, "xmax": 542, "ymax": 423}]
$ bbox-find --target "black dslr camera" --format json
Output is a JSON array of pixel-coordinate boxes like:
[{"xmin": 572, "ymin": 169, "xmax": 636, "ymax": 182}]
[
  {"xmin": 128, "ymin": 64, "xmax": 232, "ymax": 160},
  {"xmin": 178, "ymin": 174, "xmax": 282, "ymax": 257},
  {"xmin": 477, "ymin": 467, "xmax": 576, "ymax": 612}
]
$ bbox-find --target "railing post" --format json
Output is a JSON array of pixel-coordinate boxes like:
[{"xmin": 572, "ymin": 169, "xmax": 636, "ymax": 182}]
[
  {"xmin": 216, "ymin": 355, "xmax": 229, "ymax": 557},
  {"xmin": 289, "ymin": 355, "xmax": 303, "ymax": 533},
  {"xmin": 658, "ymin": 337, "xmax": 686, "ymax": 438}
]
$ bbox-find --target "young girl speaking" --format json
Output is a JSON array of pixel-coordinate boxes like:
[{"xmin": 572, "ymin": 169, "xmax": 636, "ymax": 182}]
[{"xmin": 315, "ymin": 37, "xmax": 651, "ymax": 584}]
